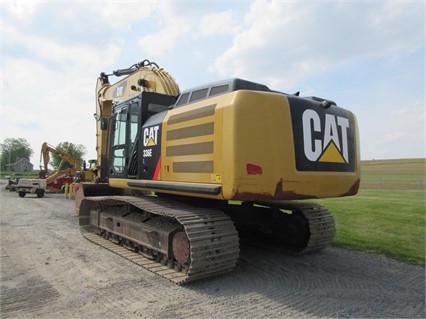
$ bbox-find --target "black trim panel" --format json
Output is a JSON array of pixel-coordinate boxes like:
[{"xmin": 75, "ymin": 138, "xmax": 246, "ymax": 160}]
[{"xmin": 128, "ymin": 180, "xmax": 221, "ymax": 195}]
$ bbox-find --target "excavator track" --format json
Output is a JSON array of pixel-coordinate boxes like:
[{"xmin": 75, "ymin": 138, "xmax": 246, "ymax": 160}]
[
  {"xmin": 79, "ymin": 195, "xmax": 239, "ymax": 285},
  {"xmin": 254, "ymin": 201, "xmax": 336, "ymax": 255}
]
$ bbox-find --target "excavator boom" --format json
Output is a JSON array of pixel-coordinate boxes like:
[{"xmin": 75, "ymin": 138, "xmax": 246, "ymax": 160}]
[
  {"xmin": 40, "ymin": 142, "xmax": 82, "ymax": 172},
  {"xmin": 94, "ymin": 60, "xmax": 180, "ymax": 181},
  {"xmin": 40, "ymin": 142, "xmax": 83, "ymax": 192}
]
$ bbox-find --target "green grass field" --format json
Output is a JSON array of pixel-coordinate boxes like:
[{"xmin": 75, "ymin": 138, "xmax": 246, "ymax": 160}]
[
  {"xmin": 316, "ymin": 158, "xmax": 425, "ymax": 266},
  {"xmin": 316, "ymin": 189, "xmax": 424, "ymax": 266}
]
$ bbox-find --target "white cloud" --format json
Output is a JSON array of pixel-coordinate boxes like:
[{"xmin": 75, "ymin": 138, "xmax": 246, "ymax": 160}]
[
  {"xmin": 2, "ymin": 0, "xmax": 42, "ymax": 20},
  {"xmin": 93, "ymin": 2, "xmax": 155, "ymax": 30},
  {"xmin": 137, "ymin": 5, "xmax": 192, "ymax": 57},
  {"xmin": 211, "ymin": 1, "xmax": 424, "ymax": 88},
  {"xmin": 138, "ymin": 23, "xmax": 191, "ymax": 58},
  {"xmin": 195, "ymin": 10, "xmax": 241, "ymax": 38},
  {"xmin": 3, "ymin": 23, "xmax": 121, "ymax": 73}
]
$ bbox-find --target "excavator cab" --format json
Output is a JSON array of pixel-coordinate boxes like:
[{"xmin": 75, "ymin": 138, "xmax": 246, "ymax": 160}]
[{"xmin": 108, "ymin": 91, "xmax": 177, "ymax": 180}]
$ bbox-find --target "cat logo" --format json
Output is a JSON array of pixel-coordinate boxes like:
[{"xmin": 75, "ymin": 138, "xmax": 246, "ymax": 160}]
[
  {"xmin": 290, "ymin": 103, "xmax": 355, "ymax": 172},
  {"xmin": 143, "ymin": 125, "xmax": 160, "ymax": 147},
  {"xmin": 302, "ymin": 109, "xmax": 350, "ymax": 163},
  {"xmin": 112, "ymin": 81, "xmax": 127, "ymax": 98}
]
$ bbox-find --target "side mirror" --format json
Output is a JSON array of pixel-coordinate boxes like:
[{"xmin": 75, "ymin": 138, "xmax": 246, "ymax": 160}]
[{"xmin": 100, "ymin": 117, "xmax": 108, "ymax": 130}]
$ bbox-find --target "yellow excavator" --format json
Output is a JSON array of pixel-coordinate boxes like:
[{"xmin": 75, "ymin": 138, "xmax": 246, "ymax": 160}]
[
  {"xmin": 40, "ymin": 142, "xmax": 95, "ymax": 192},
  {"xmin": 75, "ymin": 59, "xmax": 360, "ymax": 284}
]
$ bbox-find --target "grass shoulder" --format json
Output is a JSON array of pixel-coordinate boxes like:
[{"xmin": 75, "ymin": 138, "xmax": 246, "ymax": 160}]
[{"xmin": 315, "ymin": 189, "xmax": 425, "ymax": 266}]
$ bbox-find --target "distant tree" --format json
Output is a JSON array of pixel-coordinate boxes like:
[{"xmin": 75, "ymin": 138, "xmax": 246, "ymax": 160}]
[
  {"xmin": 50, "ymin": 142, "xmax": 87, "ymax": 170},
  {"xmin": 0, "ymin": 138, "xmax": 33, "ymax": 170}
]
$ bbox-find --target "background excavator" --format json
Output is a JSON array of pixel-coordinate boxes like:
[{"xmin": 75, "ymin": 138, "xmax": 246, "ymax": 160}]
[
  {"xmin": 40, "ymin": 142, "xmax": 95, "ymax": 192},
  {"xmin": 75, "ymin": 59, "xmax": 360, "ymax": 284}
]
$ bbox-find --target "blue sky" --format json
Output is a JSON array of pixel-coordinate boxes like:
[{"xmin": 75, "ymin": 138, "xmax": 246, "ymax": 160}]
[{"xmin": 1, "ymin": 0, "xmax": 424, "ymax": 166}]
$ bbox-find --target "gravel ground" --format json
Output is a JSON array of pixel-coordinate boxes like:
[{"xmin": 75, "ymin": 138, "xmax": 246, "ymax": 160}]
[{"xmin": 0, "ymin": 183, "xmax": 424, "ymax": 318}]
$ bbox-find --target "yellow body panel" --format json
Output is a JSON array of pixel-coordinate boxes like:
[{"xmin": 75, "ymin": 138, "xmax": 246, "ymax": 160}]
[
  {"xmin": 161, "ymin": 101, "xmax": 226, "ymax": 185},
  {"xmin": 155, "ymin": 90, "xmax": 360, "ymax": 201}
]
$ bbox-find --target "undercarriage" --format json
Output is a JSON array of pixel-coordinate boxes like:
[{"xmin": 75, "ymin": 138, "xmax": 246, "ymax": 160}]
[{"xmin": 78, "ymin": 195, "xmax": 335, "ymax": 284}]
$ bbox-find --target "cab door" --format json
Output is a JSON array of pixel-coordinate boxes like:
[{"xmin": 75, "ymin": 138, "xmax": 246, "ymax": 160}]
[{"xmin": 109, "ymin": 99, "xmax": 139, "ymax": 178}]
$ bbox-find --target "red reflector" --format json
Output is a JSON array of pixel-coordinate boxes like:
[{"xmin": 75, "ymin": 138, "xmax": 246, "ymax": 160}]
[{"xmin": 246, "ymin": 163, "xmax": 263, "ymax": 175}]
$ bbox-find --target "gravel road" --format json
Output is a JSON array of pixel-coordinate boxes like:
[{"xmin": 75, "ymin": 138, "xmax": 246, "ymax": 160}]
[{"xmin": 1, "ymin": 184, "xmax": 424, "ymax": 318}]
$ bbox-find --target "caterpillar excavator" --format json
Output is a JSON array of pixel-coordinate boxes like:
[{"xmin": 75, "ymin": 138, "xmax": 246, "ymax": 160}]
[
  {"xmin": 75, "ymin": 59, "xmax": 360, "ymax": 284},
  {"xmin": 40, "ymin": 142, "xmax": 96, "ymax": 192},
  {"xmin": 40, "ymin": 142, "xmax": 80, "ymax": 193}
]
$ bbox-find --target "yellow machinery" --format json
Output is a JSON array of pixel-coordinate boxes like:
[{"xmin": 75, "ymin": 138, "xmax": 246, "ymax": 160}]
[
  {"xmin": 76, "ymin": 59, "xmax": 360, "ymax": 284},
  {"xmin": 40, "ymin": 142, "xmax": 96, "ymax": 192}
]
